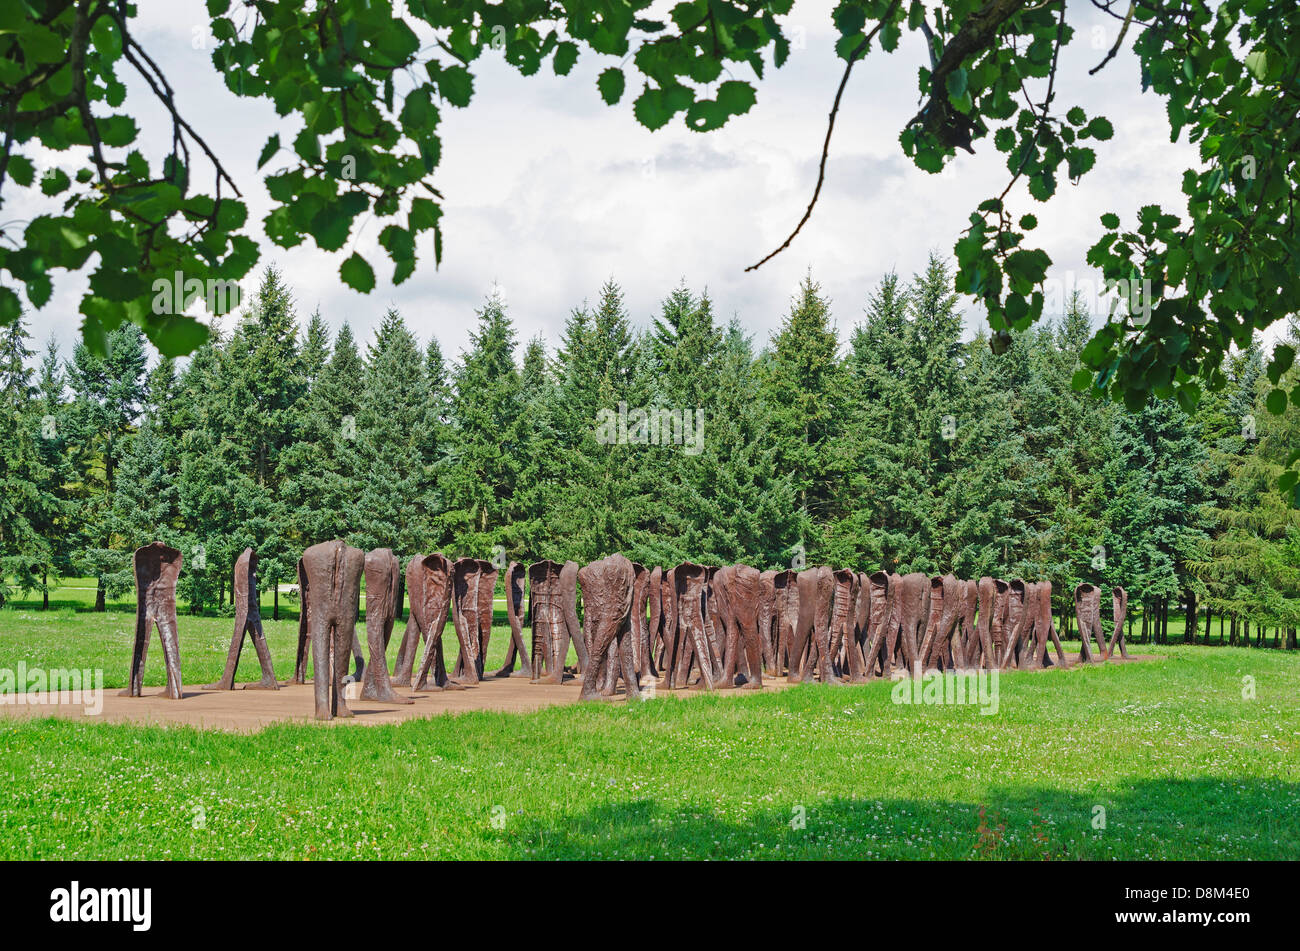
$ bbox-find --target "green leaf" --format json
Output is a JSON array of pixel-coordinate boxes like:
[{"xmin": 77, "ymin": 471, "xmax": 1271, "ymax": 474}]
[
  {"xmin": 1265, "ymin": 388, "xmax": 1287, "ymax": 415},
  {"xmin": 439, "ymin": 66, "xmax": 474, "ymax": 107},
  {"xmin": 1100, "ymin": 212, "xmax": 1120, "ymax": 229},
  {"xmin": 554, "ymin": 41, "xmax": 579, "ymax": 76},
  {"xmin": 716, "ymin": 81, "xmax": 757, "ymax": 117},
  {"xmin": 149, "ymin": 316, "xmax": 210, "ymax": 358},
  {"xmin": 1267, "ymin": 345, "xmax": 1295, "ymax": 384},
  {"xmin": 257, "ymin": 134, "xmax": 281, "ymax": 170},
  {"xmin": 597, "ymin": 68, "xmax": 625, "ymax": 105},
  {"xmin": 1244, "ymin": 49, "xmax": 1268, "ymax": 82},
  {"xmin": 1084, "ymin": 117, "xmax": 1114, "ymax": 141},
  {"xmin": 340, "ymin": 253, "xmax": 375, "ymax": 293}
]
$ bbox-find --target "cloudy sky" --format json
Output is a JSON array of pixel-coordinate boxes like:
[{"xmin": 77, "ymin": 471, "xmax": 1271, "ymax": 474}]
[{"xmin": 20, "ymin": 1, "xmax": 1209, "ymax": 365}]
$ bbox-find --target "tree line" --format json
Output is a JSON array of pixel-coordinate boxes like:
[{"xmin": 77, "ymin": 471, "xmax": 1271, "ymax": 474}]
[{"xmin": 1, "ymin": 256, "xmax": 1296, "ymax": 647}]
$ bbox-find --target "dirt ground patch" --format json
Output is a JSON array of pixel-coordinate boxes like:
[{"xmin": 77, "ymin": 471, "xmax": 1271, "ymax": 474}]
[{"xmin": 0, "ymin": 654, "xmax": 1160, "ymax": 733}]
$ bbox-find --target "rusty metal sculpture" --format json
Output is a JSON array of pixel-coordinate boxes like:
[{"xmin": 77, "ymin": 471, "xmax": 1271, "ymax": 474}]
[
  {"xmin": 1029, "ymin": 580, "xmax": 1069, "ymax": 668},
  {"xmin": 887, "ymin": 572, "xmax": 930, "ymax": 675},
  {"xmin": 658, "ymin": 566, "xmax": 678, "ymax": 679},
  {"xmin": 204, "ymin": 548, "xmax": 277, "ymax": 691},
  {"xmin": 1001, "ymin": 580, "xmax": 1067, "ymax": 669},
  {"xmin": 288, "ymin": 556, "xmax": 310, "ymax": 685},
  {"xmin": 358, "ymin": 548, "xmax": 412, "ymax": 703},
  {"xmin": 403, "ymin": 554, "xmax": 458, "ymax": 691},
  {"xmin": 982, "ymin": 577, "xmax": 1011, "ymax": 668},
  {"xmin": 829, "ymin": 568, "xmax": 858, "ymax": 679},
  {"xmin": 717, "ymin": 564, "xmax": 764, "ymax": 689},
  {"xmin": 667, "ymin": 562, "xmax": 717, "ymax": 689},
  {"xmin": 704, "ymin": 566, "xmax": 731, "ymax": 682},
  {"xmin": 577, "ymin": 554, "xmax": 638, "ymax": 701},
  {"xmin": 842, "ymin": 570, "xmax": 871, "ymax": 682},
  {"xmin": 951, "ymin": 579, "xmax": 979, "ymax": 668},
  {"xmin": 447, "ymin": 558, "xmax": 492, "ymax": 685},
  {"xmin": 787, "ymin": 566, "xmax": 838, "ymax": 683},
  {"xmin": 1106, "ymin": 586, "xmax": 1130, "ymax": 659},
  {"xmin": 772, "ymin": 569, "xmax": 798, "ymax": 677},
  {"xmin": 1075, "ymin": 582, "xmax": 1106, "ymax": 663},
  {"xmin": 644, "ymin": 565, "xmax": 663, "ymax": 681},
  {"xmin": 299, "ymin": 540, "xmax": 365, "ymax": 720},
  {"xmin": 123, "ymin": 541, "xmax": 184, "ymax": 699},
  {"xmin": 393, "ymin": 553, "xmax": 434, "ymax": 686},
  {"xmin": 527, "ymin": 560, "xmax": 571, "ymax": 684},
  {"xmin": 858, "ymin": 570, "xmax": 894, "ymax": 678},
  {"xmin": 918, "ymin": 574, "xmax": 962, "ymax": 671},
  {"xmin": 757, "ymin": 570, "xmax": 778, "ymax": 677},
  {"xmin": 494, "ymin": 561, "xmax": 533, "ymax": 678},
  {"xmin": 289, "ymin": 552, "xmax": 364, "ymax": 687},
  {"xmin": 630, "ymin": 563, "xmax": 655, "ymax": 684},
  {"xmin": 561, "ymin": 560, "xmax": 588, "ymax": 675},
  {"xmin": 999, "ymin": 579, "xmax": 1029, "ymax": 669}
]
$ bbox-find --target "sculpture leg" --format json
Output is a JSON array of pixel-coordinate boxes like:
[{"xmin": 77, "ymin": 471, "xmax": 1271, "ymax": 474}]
[
  {"xmin": 580, "ymin": 620, "xmax": 619, "ymax": 701},
  {"xmin": 739, "ymin": 618, "xmax": 764, "ymax": 689},
  {"xmin": 845, "ymin": 624, "xmax": 868, "ymax": 683},
  {"xmin": 206, "ymin": 609, "xmax": 249, "ymax": 691},
  {"xmin": 786, "ymin": 617, "xmax": 811, "ymax": 684},
  {"xmin": 391, "ymin": 616, "xmax": 423, "ymax": 686},
  {"xmin": 333, "ymin": 623, "xmax": 355, "ymax": 718},
  {"xmin": 311, "ymin": 619, "xmax": 334, "ymax": 720},
  {"xmin": 619, "ymin": 624, "xmax": 641, "ymax": 699},
  {"xmin": 156, "ymin": 615, "xmax": 184, "ymax": 700},
  {"xmin": 717, "ymin": 620, "xmax": 740, "ymax": 689},
  {"xmin": 122, "ymin": 615, "xmax": 150, "ymax": 698},
  {"xmin": 289, "ymin": 624, "xmax": 310, "ymax": 685},
  {"xmin": 246, "ymin": 624, "xmax": 279, "ymax": 689},
  {"xmin": 361, "ymin": 623, "xmax": 413, "ymax": 704},
  {"xmin": 495, "ymin": 614, "xmax": 532, "ymax": 679}
]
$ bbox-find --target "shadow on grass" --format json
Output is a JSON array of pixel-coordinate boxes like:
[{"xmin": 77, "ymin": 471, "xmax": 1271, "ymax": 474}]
[{"xmin": 497, "ymin": 777, "xmax": 1300, "ymax": 860}]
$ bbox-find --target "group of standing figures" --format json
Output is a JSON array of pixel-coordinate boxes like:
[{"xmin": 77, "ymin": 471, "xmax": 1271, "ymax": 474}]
[{"xmin": 119, "ymin": 540, "xmax": 1132, "ymax": 721}]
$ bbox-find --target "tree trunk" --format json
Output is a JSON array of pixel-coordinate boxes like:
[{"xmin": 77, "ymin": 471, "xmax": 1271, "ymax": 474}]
[
  {"xmin": 95, "ymin": 582, "xmax": 105, "ymax": 613},
  {"xmin": 42, "ymin": 569, "xmax": 49, "ymax": 611},
  {"xmin": 273, "ymin": 578, "xmax": 279, "ymax": 621},
  {"xmin": 1184, "ymin": 594, "xmax": 1196, "ymax": 645}
]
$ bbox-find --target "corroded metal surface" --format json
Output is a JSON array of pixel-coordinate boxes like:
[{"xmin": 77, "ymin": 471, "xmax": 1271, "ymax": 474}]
[
  {"xmin": 1107, "ymin": 586, "xmax": 1130, "ymax": 659},
  {"xmin": 360, "ymin": 548, "xmax": 412, "ymax": 703},
  {"xmin": 409, "ymin": 554, "xmax": 458, "ymax": 692},
  {"xmin": 719, "ymin": 564, "xmax": 764, "ymax": 689},
  {"xmin": 124, "ymin": 541, "xmax": 184, "ymax": 699},
  {"xmin": 300, "ymin": 540, "xmax": 365, "ymax": 720},
  {"xmin": 494, "ymin": 561, "xmax": 532, "ymax": 678},
  {"xmin": 205, "ymin": 548, "xmax": 277, "ymax": 691},
  {"xmin": 1075, "ymin": 582, "xmax": 1105, "ymax": 663},
  {"xmin": 578, "ymin": 553, "xmax": 636, "ymax": 701}
]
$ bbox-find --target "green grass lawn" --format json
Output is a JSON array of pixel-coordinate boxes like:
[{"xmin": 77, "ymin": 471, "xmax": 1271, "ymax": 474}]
[{"xmin": 0, "ymin": 610, "xmax": 1295, "ymax": 858}]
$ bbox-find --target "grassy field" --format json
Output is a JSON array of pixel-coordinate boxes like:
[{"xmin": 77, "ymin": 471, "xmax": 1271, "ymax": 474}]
[{"xmin": 0, "ymin": 599, "xmax": 1296, "ymax": 858}]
